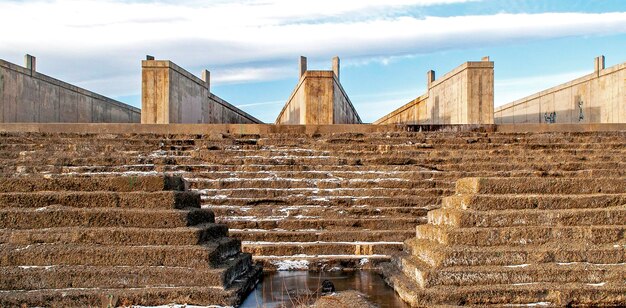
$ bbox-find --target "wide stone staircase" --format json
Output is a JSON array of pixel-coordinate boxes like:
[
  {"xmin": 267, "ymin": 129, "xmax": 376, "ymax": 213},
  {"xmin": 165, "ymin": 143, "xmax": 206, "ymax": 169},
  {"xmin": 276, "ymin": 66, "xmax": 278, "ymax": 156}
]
[
  {"xmin": 382, "ymin": 177, "xmax": 626, "ymax": 306},
  {"xmin": 0, "ymin": 130, "xmax": 624, "ymax": 271},
  {"xmin": 0, "ymin": 175, "xmax": 261, "ymax": 307}
]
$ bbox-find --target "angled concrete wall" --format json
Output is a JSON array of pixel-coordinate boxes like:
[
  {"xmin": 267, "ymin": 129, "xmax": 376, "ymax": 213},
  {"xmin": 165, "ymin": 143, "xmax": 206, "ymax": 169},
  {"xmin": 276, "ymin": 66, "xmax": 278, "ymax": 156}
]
[
  {"xmin": 0, "ymin": 56, "xmax": 140, "ymax": 123},
  {"xmin": 495, "ymin": 56, "xmax": 626, "ymax": 124},
  {"xmin": 276, "ymin": 57, "xmax": 361, "ymax": 124},
  {"xmin": 374, "ymin": 58, "xmax": 494, "ymax": 125},
  {"xmin": 142, "ymin": 59, "xmax": 261, "ymax": 124}
]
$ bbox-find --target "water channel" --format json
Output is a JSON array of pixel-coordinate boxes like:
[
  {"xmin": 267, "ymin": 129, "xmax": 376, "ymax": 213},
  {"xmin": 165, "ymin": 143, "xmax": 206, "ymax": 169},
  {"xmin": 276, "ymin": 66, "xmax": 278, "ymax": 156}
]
[{"xmin": 240, "ymin": 270, "xmax": 409, "ymax": 308}]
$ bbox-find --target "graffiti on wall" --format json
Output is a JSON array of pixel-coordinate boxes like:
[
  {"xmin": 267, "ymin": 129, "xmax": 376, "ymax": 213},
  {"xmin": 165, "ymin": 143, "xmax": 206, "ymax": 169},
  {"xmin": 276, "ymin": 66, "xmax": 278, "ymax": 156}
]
[
  {"xmin": 577, "ymin": 98, "xmax": 584, "ymax": 122},
  {"xmin": 544, "ymin": 111, "xmax": 557, "ymax": 124}
]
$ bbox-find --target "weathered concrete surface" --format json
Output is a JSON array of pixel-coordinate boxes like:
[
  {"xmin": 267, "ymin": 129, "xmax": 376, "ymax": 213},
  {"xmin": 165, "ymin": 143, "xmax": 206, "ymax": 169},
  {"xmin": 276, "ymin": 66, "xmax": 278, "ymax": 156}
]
[
  {"xmin": 141, "ymin": 60, "xmax": 261, "ymax": 124},
  {"xmin": 0, "ymin": 57, "xmax": 140, "ymax": 123},
  {"xmin": 375, "ymin": 58, "xmax": 494, "ymax": 125},
  {"xmin": 1, "ymin": 123, "xmax": 626, "ymax": 135},
  {"xmin": 276, "ymin": 57, "xmax": 361, "ymax": 124},
  {"xmin": 495, "ymin": 56, "xmax": 626, "ymax": 124}
]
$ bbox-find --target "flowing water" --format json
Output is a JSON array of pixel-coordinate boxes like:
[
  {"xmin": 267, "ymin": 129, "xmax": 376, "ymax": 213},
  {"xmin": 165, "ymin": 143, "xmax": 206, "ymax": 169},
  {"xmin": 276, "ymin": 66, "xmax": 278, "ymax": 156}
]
[{"xmin": 240, "ymin": 270, "xmax": 409, "ymax": 308}]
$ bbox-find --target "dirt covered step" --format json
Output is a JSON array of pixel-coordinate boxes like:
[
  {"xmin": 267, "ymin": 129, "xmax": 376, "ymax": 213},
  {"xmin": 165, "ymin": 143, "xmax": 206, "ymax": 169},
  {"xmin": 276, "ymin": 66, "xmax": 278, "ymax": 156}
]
[
  {"xmin": 404, "ymin": 238, "xmax": 626, "ymax": 267},
  {"xmin": 442, "ymin": 193, "xmax": 626, "ymax": 211},
  {"xmin": 0, "ymin": 191, "xmax": 199, "ymax": 209},
  {"xmin": 201, "ymin": 193, "xmax": 440, "ymax": 206},
  {"xmin": 415, "ymin": 224, "xmax": 626, "ymax": 246},
  {"xmin": 456, "ymin": 177, "xmax": 626, "ymax": 195},
  {"xmin": 254, "ymin": 254, "xmax": 391, "ymax": 271},
  {"xmin": 229, "ymin": 229, "xmax": 415, "ymax": 243},
  {"xmin": 0, "ymin": 253, "xmax": 252, "ymax": 291},
  {"xmin": 0, "ymin": 175, "xmax": 185, "ymax": 193},
  {"xmin": 186, "ymin": 177, "xmax": 452, "ymax": 190},
  {"xmin": 195, "ymin": 187, "xmax": 451, "ymax": 199},
  {"xmin": 394, "ymin": 252, "xmax": 625, "ymax": 288},
  {"xmin": 427, "ymin": 206, "xmax": 625, "ymax": 228},
  {"xmin": 0, "ymin": 274, "xmax": 262, "ymax": 308},
  {"xmin": 242, "ymin": 241, "xmax": 403, "ymax": 257},
  {"xmin": 220, "ymin": 217, "xmax": 423, "ymax": 231},
  {"xmin": 0, "ymin": 207, "xmax": 214, "ymax": 229},
  {"xmin": 381, "ymin": 263, "xmax": 626, "ymax": 307},
  {"xmin": 0, "ymin": 223, "xmax": 228, "ymax": 246},
  {"xmin": 0, "ymin": 239, "xmax": 241, "ymax": 268},
  {"xmin": 206, "ymin": 204, "xmax": 431, "ymax": 219}
]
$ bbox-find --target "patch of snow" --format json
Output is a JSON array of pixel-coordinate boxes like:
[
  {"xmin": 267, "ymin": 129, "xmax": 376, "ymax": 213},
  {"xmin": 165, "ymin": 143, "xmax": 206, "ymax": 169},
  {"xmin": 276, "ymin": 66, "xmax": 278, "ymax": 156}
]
[
  {"xmin": 271, "ymin": 260, "xmax": 310, "ymax": 271},
  {"xmin": 505, "ymin": 264, "xmax": 530, "ymax": 268},
  {"xmin": 587, "ymin": 282, "xmax": 606, "ymax": 287}
]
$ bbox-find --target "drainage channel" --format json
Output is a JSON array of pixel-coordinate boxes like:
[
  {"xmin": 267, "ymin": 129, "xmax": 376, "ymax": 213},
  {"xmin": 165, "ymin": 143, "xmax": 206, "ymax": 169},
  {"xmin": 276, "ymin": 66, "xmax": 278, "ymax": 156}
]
[{"xmin": 240, "ymin": 270, "xmax": 409, "ymax": 308}]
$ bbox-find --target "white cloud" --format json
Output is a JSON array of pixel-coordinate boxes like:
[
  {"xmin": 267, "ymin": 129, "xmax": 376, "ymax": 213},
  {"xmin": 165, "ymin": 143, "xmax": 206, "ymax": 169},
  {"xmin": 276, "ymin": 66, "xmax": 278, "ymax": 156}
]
[{"xmin": 1, "ymin": 0, "xmax": 625, "ymax": 100}]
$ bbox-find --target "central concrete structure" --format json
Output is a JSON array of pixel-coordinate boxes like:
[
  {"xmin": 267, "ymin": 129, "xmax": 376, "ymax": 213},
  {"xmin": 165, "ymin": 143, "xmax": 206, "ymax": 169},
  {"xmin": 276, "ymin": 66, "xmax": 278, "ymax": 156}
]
[
  {"xmin": 375, "ymin": 57, "xmax": 494, "ymax": 125},
  {"xmin": 141, "ymin": 58, "xmax": 261, "ymax": 124},
  {"xmin": 275, "ymin": 56, "xmax": 361, "ymax": 124}
]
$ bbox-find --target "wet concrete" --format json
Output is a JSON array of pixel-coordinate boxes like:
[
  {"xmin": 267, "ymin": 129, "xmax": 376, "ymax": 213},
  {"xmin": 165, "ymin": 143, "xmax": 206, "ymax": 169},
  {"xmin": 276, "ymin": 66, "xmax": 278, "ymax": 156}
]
[{"xmin": 241, "ymin": 270, "xmax": 409, "ymax": 308}]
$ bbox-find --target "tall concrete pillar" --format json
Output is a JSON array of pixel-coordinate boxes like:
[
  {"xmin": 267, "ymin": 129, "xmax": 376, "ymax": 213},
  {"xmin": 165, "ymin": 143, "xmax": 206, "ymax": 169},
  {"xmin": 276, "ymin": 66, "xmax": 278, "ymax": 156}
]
[
  {"xmin": 332, "ymin": 56, "xmax": 340, "ymax": 80},
  {"xmin": 595, "ymin": 55, "xmax": 605, "ymax": 74},
  {"xmin": 202, "ymin": 70, "xmax": 211, "ymax": 92},
  {"xmin": 24, "ymin": 54, "xmax": 36, "ymax": 74},
  {"xmin": 427, "ymin": 70, "xmax": 436, "ymax": 88},
  {"xmin": 299, "ymin": 56, "xmax": 307, "ymax": 78}
]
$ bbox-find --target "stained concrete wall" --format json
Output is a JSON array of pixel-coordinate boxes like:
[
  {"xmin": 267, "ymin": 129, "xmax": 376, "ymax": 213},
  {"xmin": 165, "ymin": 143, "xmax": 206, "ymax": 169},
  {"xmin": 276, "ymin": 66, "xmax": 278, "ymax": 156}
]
[
  {"xmin": 276, "ymin": 57, "xmax": 361, "ymax": 125},
  {"xmin": 495, "ymin": 56, "xmax": 625, "ymax": 124},
  {"xmin": 142, "ymin": 60, "xmax": 261, "ymax": 124},
  {"xmin": 0, "ymin": 57, "xmax": 140, "ymax": 123},
  {"xmin": 374, "ymin": 59, "xmax": 494, "ymax": 125}
]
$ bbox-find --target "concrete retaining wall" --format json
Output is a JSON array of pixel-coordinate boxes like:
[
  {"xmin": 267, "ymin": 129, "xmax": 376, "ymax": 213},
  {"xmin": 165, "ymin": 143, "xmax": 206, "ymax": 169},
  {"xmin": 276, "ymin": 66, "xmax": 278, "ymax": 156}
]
[
  {"xmin": 276, "ymin": 57, "xmax": 361, "ymax": 125},
  {"xmin": 495, "ymin": 56, "xmax": 625, "ymax": 124},
  {"xmin": 374, "ymin": 59, "xmax": 494, "ymax": 125},
  {"xmin": 141, "ymin": 60, "xmax": 261, "ymax": 124},
  {"xmin": 0, "ymin": 57, "xmax": 140, "ymax": 123}
]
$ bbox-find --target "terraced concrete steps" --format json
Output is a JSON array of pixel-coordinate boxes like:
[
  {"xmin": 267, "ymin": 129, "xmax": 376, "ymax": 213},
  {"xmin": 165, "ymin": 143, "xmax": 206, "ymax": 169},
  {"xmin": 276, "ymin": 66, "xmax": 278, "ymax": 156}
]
[
  {"xmin": 382, "ymin": 176, "xmax": 626, "ymax": 306},
  {"xmin": 0, "ymin": 175, "xmax": 260, "ymax": 307},
  {"xmin": 2, "ymin": 130, "xmax": 626, "ymax": 275}
]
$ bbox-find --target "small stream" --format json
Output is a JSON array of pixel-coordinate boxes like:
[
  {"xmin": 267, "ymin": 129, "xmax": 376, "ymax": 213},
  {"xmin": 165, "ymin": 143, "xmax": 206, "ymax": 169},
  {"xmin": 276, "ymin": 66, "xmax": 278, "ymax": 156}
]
[{"xmin": 240, "ymin": 270, "xmax": 409, "ymax": 308}]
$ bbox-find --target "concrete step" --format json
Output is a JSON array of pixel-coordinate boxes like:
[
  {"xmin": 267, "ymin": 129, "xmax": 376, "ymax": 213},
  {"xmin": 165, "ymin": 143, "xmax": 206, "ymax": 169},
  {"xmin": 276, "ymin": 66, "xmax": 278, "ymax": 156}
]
[
  {"xmin": 206, "ymin": 204, "xmax": 431, "ymax": 219},
  {"xmin": 427, "ymin": 206, "xmax": 625, "ymax": 228},
  {"xmin": 404, "ymin": 238, "xmax": 626, "ymax": 267},
  {"xmin": 394, "ymin": 252, "xmax": 625, "ymax": 288},
  {"xmin": 0, "ymin": 191, "xmax": 200, "ymax": 209},
  {"xmin": 415, "ymin": 224, "xmax": 626, "ymax": 246},
  {"xmin": 221, "ymin": 217, "xmax": 422, "ymax": 231},
  {"xmin": 381, "ymin": 262, "xmax": 626, "ymax": 307},
  {"xmin": 0, "ymin": 175, "xmax": 185, "ymax": 193},
  {"xmin": 0, "ymin": 253, "xmax": 252, "ymax": 291},
  {"xmin": 456, "ymin": 177, "xmax": 626, "ymax": 195},
  {"xmin": 254, "ymin": 255, "xmax": 391, "ymax": 271},
  {"xmin": 186, "ymin": 177, "xmax": 452, "ymax": 190},
  {"xmin": 242, "ymin": 241, "xmax": 402, "ymax": 257},
  {"xmin": 0, "ymin": 223, "xmax": 228, "ymax": 246},
  {"xmin": 0, "ymin": 268, "xmax": 263, "ymax": 308},
  {"xmin": 442, "ymin": 193, "xmax": 626, "ymax": 211},
  {"xmin": 200, "ymin": 195, "xmax": 440, "ymax": 208},
  {"xmin": 0, "ymin": 207, "xmax": 214, "ymax": 229},
  {"xmin": 229, "ymin": 229, "xmax": 415, "ymax": 243},
  {"xmin": 195, "ymin": 187, "xmax": 451, "ymax": 199},
  {"xmin": 0, "ymin": 239, "xmax": 241, "ymax": 268}
]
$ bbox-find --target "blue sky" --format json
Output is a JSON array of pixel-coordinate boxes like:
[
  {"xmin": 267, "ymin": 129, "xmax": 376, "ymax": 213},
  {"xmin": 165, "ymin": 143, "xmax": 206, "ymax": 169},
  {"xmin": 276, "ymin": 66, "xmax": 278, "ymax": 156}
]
[{"xmin": 1, "ymin": 0, "xmax": 625, "ymax": 123}]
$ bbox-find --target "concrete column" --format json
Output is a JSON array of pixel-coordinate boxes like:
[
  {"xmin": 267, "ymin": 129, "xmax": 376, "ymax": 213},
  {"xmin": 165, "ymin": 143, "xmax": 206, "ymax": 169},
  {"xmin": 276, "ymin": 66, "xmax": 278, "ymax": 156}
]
[
  {"xmin": 146, "ymin": 55, "xmax": 155, "ymax": 60},
  {"xmin": 482, "ymin": 56, "xmax": 490, "ymax": 62},
  {"xmin": 427, "ymin": 70, "xmax": 436, "ymax": 88},
  {"xmin": 594, "ymin": 55, "xmax": 605, "ymax": 74},
  {"xmin": 299, "ymin": 56, "xmax": 307, "ymax": 78},
  {"xmin": 332, "ymin": 56, "xmax": 340, "ymax": 80},
  {"xmin": 202, "ymin": 70, "xmax": 211, "ymax": 92},
  {"xmin": 24, "ymin": 54, "xmax": 36, "ymax": 74}
]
